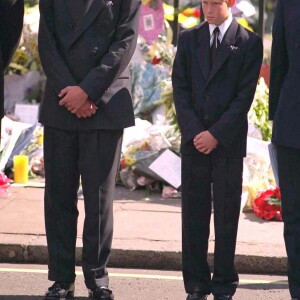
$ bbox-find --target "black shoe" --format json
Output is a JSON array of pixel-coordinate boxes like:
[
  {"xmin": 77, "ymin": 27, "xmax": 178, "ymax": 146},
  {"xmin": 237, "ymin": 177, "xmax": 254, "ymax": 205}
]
[
  {"xmin": 88, "ymin": 286, "xmax": 114, "ymax": 300},
  {"xmin": 186, "ymin": 291, "xmax": 208, "ymax": 300},
  {"xmin": 213, "ymin": 295, "xmax": 233, "ymax": 300},
  {"xmin": 44, "ymin": 282, "xmax": 75, "ymax": 299}
]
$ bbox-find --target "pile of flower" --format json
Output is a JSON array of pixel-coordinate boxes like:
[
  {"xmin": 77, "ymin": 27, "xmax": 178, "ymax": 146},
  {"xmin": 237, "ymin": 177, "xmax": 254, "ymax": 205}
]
[
  {"xmin": 252, "ymin": 187, "xmax": 282, "ymax": 221},
  {"xmin": 0, "ymin": 172, "xmax": 13, "ymax": 197},
  {"xmin": 248, "ymin": 77, "xmax": 272, "ymax": 141}
]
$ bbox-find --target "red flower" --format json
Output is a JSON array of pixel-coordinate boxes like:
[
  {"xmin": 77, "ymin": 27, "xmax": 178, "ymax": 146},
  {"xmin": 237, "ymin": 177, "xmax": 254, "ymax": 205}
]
[
  {"xmin": 0, "ymin": 172, "xmax": 12, "ymax": 187},
  {"xmin": 152, "ymin": 56, "xmax": 161, "ymax": 65},
  {"xmin": 120, "ymin": 159, "xmax": 126, "ymax": 170},
  {"xmin": 274, "ymin": 187, "xmax": 281, "ymax": 199},
  {"xmin": 253, "ymin": 187, "xmax": 282, "ymax": 221}
]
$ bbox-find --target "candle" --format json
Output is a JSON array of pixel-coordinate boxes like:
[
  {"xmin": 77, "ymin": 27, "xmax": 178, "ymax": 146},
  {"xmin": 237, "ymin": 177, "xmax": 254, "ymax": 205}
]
[{"xmin": 13, "ymin": 155, "xmax": 29, "ymax": 184}]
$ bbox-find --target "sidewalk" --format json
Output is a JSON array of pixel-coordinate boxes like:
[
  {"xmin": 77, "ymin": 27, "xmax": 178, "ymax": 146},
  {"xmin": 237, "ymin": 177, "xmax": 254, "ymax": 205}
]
[{"xmin": 0, "ymin": 184, "xmax": 287, "ymax": 274}]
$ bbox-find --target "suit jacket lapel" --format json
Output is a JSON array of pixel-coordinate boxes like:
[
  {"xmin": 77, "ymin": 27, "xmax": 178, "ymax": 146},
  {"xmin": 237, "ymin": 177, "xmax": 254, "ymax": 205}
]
[
  {"xmin": 68, "ymin": 0, "xmax": 106, "ymax": 47},
  {"xmin": 196, "ymin": 22, "xmax": 211, "ymax": 81},
  {"xmin": 207, "ymin": 19, "xmax": 238, "ymax": 84},
  {"xmin": 66, "ymin": 0, "xmax": 79, "ymax": 23}
]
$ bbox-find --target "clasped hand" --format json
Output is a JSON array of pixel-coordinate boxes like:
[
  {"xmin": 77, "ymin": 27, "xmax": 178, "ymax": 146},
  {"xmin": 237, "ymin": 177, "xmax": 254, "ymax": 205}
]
[
  {"xmin": 193, "ymin": 130, "xmax": 218, "ymax": 155},
  {"xmin": 58, "ymin": 86, "xmax": 97, "ymax": 118}
]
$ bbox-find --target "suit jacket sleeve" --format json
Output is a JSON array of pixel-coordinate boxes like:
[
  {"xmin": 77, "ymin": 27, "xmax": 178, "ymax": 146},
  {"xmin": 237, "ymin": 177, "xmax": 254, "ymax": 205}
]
[
  {"xmin": 172, "ymin": 31, "xmax": 206, "ymax": 145},
  {"xmin": 38, "ymin": 0, "xmax": 77, "ymax": 95},
  {"xmin": 269, "ymin": 0, "xmax": 287, "ymax": 121},
  {"xmin": 209, "ymin": 36, "xmax": 263, "ymax": 148},
  {"xmin": 0, "ymin": 0, "xmax": 24, "ymax": 70},
  {"xmin": 79, "ymin": 0, "xmax": 141, "ymax": 105}
]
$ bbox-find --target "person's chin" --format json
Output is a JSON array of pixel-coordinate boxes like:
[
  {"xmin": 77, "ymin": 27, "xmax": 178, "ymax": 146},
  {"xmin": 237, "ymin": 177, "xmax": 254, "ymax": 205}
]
[{"xmin": 206, "ymin": 18, "xmax": 216, "ymax": 24}]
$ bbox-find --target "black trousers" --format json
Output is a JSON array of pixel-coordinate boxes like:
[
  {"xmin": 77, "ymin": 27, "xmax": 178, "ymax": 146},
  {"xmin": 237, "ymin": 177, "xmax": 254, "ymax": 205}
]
[
  {"xmin": 277, "ymin": 145, "xmax": 300, "ymax": 298},
  {"xmin": 43, "ymin": 126, "xmax": 123, "ymax": 289},
  {"xmin": 181, "ymin": 152, "xmax": 243, "ymax": 296}
]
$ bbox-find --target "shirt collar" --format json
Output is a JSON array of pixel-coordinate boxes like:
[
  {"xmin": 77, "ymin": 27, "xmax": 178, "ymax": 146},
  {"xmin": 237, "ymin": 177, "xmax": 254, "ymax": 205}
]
[{"xmin": 209, "ymin": 12, "xmax": 233, "ymax": 43}]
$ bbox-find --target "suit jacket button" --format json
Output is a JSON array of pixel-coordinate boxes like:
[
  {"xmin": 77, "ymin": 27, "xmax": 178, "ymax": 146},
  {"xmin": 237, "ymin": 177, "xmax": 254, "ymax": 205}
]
[
  {"xmin": 206, "ymin": 96, "xmax": 210, "ymax": 101},
  {"xmin": 295, "ymin": 43, "xmax": 299, "ymax": 49},
  {"xmin": 68, "ymin": 23, "xmax": 74, "ymax": 29},
  {"xmin": 92, "ymin": 47, "xmax": 99, "ymax": 55}
]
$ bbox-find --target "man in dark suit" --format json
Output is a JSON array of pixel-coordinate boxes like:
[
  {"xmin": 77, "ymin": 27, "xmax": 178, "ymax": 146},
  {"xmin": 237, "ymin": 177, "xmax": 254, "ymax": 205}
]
[
  {"xmin": 172, "ymin": 0, "xmax": 262, "ymax": 299},
  {"xmin": 0, "ymin": 0, "xmax": 24, "ymax": 139},
  {"xmin": 269, "ymin": 1, "xmax": 300, "ymax": 299},
  {"xmin": 38, "ymin": 0, "xmax": 140, "ymax": 299}
]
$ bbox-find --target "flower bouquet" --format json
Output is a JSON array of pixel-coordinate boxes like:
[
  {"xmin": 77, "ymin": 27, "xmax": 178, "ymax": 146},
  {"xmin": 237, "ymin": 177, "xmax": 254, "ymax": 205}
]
[
  {"xmin": 0, "ymin": 171, "xmax": 13, "ymax": 197},
  {"xmin": 252, "ymin": 187, "xmax": 282, "ymax": 221}
]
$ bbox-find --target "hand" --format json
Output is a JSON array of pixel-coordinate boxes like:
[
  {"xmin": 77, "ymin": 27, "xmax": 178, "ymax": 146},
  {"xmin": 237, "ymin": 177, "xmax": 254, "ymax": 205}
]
[
  {"xmin": 75, "ymin": 100, "xmax": 97, "ymax": 118},
  {"xmin": 193, "ymin": 130, "xmax": 218, "ymax": 155},
  {"xmin": 58, "ymin": 86, "xmax": 88, "ymax": 113}
]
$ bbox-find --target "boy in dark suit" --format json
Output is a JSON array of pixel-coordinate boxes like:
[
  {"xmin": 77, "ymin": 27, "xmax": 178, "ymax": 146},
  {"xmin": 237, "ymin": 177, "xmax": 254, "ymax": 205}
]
[
  {"xmin": 38, "ymin": 0, "xmax": 140, "ymax": 299},
  {"xmin": 0, "ymin": 0, "xmax": 24, "ymax": 139},
  {"xmin": 172, "ymin": 0, "xmax": 263, "ymax": 299},
  {"xmin": 269, "ymin": 1, "xmax": 300, "ymax": 299}
]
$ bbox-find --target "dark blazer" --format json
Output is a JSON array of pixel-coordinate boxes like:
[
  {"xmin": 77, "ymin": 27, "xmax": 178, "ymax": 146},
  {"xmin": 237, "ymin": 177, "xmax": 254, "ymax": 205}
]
[
  {"xmin": 38, "ymin": 0, "xmax": 141, "ymax": 131},
  {"xmin": 0, "ymin": 0, "xmax": 24, "ymax": 120},
  {"xmin": 269, "ymin": 0, "xmax": 300, "ymax": 149},
  {"xmin": 172, "ymin": 19, "xmax": 263, "ymax": 157}
]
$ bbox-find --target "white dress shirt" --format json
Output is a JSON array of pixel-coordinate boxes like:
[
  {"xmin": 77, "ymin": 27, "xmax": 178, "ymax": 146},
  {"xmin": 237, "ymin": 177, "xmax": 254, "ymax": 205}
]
[{"xmin": 209, "ymin": 13, "xmax": 233, "ymax": 46}]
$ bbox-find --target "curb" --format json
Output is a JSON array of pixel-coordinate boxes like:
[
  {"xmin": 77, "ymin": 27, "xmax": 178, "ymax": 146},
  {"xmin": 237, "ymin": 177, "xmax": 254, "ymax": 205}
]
[{"xmin": 0, "ymin": 243, "xmax": 287, "ymax": 275}]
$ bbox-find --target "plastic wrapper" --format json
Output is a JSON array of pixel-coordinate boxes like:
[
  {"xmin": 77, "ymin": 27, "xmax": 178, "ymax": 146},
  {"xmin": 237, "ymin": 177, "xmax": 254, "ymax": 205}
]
[
  {"xmin": 243, "ymin": 137, "xmax": 275, "ymax": 210},
  {"xmin": 0, "ymin": 116, "xmax": 32, "ymax": 171},
  {"xmin": 130, "ymin": 62, "xmax": 169, "ymax": 117}
]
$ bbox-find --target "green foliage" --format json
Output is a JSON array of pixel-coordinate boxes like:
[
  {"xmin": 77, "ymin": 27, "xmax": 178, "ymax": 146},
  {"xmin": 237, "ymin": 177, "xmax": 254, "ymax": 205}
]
[
  {"xmin": 155, "ymin": 79, "xmax": 181, "ymax": 149},
  {"xmin": 158, "ymin": 77, "xmax": 273, "ymax": 143},
  {"xmin": 6, "ymin": 24, "xmax": 41, "ymax": 75},
  {"xmin": 249, "ymin": 77, "xmax": 272, "ymax": 141},
  {"xmin": 156, "ymin": 80, "xmax": 178, "ymax": 130}
]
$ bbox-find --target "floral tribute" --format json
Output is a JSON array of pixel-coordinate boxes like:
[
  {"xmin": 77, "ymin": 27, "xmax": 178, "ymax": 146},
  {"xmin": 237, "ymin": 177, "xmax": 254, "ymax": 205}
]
[
  {"xmin": 0, "ymin": 172, "xmax": 13, "ymax": 197},
  {"xmin": 252, "ymin": 187, "xmax": 282, "ymax": 221}
]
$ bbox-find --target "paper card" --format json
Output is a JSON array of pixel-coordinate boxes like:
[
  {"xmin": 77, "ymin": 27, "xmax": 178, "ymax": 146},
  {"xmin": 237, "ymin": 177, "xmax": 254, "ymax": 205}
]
[
  {"xmin": 15, "ymin": 103, "xmax": 40, "ymax": 125},
  {"xmin": 149, "ymin": 148, "xmax": 181, "ymax": 188},
  {"xmin": 235, "ymin": 1, "xmax": 256, "ymax": 18}
]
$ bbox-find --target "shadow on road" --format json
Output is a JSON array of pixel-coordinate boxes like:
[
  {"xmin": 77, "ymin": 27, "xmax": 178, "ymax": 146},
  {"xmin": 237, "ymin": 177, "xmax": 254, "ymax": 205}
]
[
  {"xmin": 239, "ymin": 280, "xmax": 289, "ymax": 290},
  {"xmin": 113, "ymin": 185, "xmax": 181, "ymax": 208},
  {"xmin": 243, "ymin": 212, "xmax": 271, "ymax": 224}
]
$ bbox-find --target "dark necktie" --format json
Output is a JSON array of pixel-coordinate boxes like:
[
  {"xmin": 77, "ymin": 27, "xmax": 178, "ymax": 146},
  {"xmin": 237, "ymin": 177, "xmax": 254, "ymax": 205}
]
[
  {"xmin": 210, "ymin": 27, "xmax": 220, "ymax": 69},
  {"xmin": 70, "ymin": 0, "xmax": 86, "ymax": 25}
]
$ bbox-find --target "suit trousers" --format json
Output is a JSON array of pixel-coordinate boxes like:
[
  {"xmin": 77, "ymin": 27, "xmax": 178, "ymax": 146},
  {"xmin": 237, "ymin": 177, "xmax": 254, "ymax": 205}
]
[
  {"xmin": 43, "ymin": 126, "xmax": 123, "ymax": 289},
  {"xmin": 277, "ymin": 145, "xmax": 300, "ymax": 298},
  {"xmin": 181, "ymin": 150, "xmax": 243, "ymax": 296}
]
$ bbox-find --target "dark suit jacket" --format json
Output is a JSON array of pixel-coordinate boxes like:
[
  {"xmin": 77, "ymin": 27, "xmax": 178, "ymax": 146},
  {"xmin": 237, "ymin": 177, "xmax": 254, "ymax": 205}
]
[
  {"xmin": 172, "ymin": 19, "xmax": 263, "ymax": 158},
  {"xmin": 0, "ymin": 0, "xmax": 24, "ymax": 120},
  {"xmin": 38, "ymin": 0, "xmax": 141, "ymax": 130},
  {"xmin": 269, "ymin": 0, "xmax": 300, "ymax": 149}
]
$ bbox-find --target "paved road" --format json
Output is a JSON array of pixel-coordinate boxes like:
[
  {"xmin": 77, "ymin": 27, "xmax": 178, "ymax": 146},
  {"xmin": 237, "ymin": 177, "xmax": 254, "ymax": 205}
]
[{"xmin": 0, "ymin": 264, "xmax": 291, "ymax": 300}]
